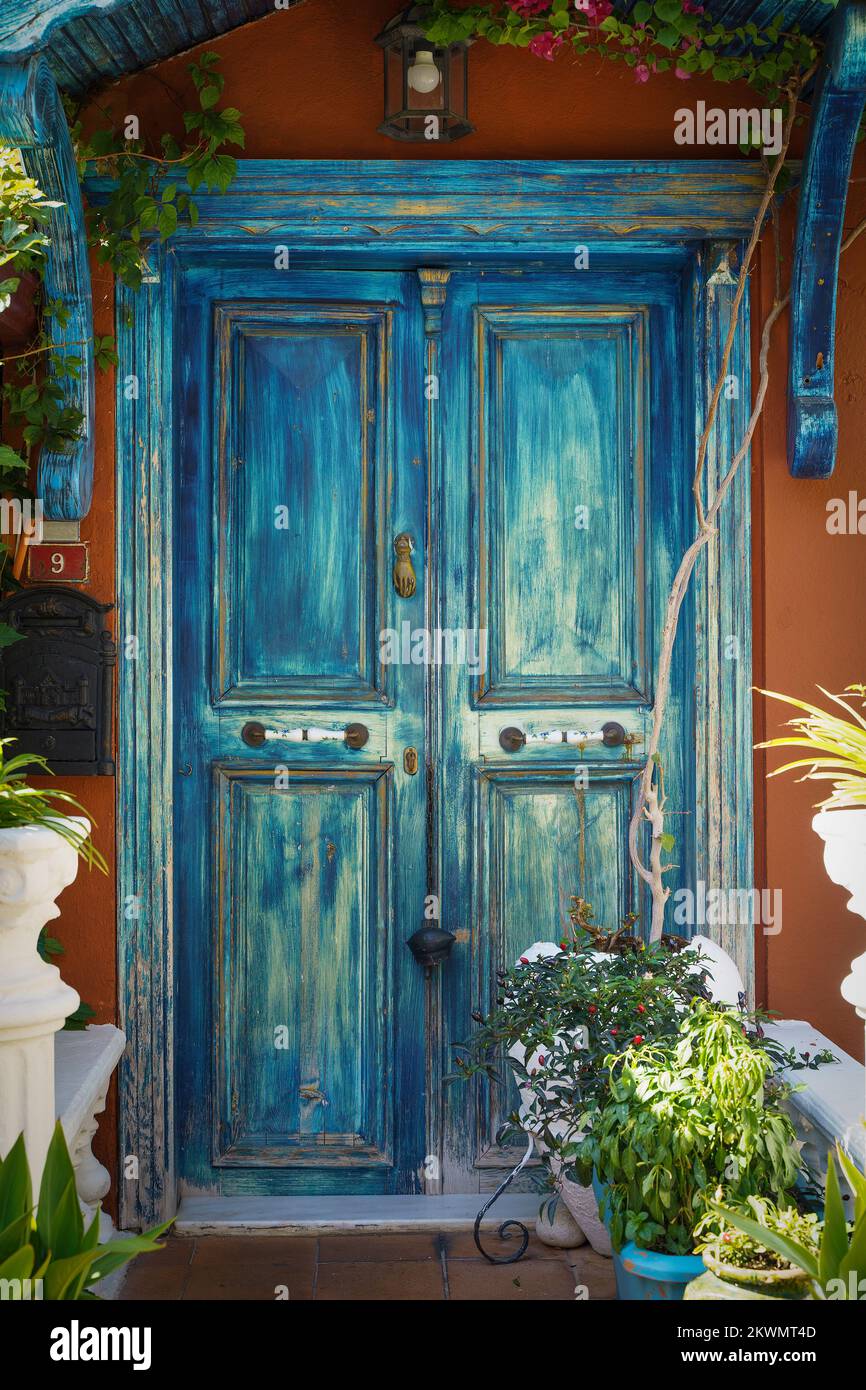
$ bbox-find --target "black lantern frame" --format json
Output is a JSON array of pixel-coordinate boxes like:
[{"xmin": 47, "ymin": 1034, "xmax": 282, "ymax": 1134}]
[{"xmin": 375, "ymin": 5, "xmax": 473, "ymax": 143}]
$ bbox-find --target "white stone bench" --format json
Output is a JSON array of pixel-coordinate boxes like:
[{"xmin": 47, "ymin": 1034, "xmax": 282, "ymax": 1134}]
[
  {"xmin": 765, "ymin": 1019, "xmax": 865, "ymax": 1198},
  {"xmin": 54, "ymin": 1024, "xmax": 125, "ymax": 1240}
]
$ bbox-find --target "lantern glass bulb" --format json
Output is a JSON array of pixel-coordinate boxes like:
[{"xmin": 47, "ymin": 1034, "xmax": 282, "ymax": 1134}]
[{"xmin": 407, "ymin": 50, "xmax": 441, "ymax": 94}]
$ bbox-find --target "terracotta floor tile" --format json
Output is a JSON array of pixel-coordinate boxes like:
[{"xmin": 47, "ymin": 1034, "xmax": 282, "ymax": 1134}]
[
  {"xmin": 117, "ymin": 1237, "xmax": 195, "ymax": 1300},
  {"xmin": 116, "ymin": 1228, "xmax": 609, "ymax": 1301},
  {"xmin": 181, "ymin": 1265, "xmax": 314, "ymax": 1301},
  {"xmin": 139, "ymin": 1235, "xmax": 197, "ymax": 1266},
  {"xmin": 564, "ymin": 1246, "xmax": 618, "ymax": 1301},
  {"xmin": 446, "ymin": 1255, "xmax": 578, "ymax": 1301},
  {"xmin": 188, "ymin": 1235, "xmax": 318, "ymax": 1269},
  {"xmin": 315, "ymin": 1260, "xmax": 444, "ymax": 1300},
  {"xmin": 443, "ymin": 1230, "xmax": 563, "ymax": 1261},
  {"xmin": 317, "ymin": 1233, "xmax": 439, "ymax": 1263}
]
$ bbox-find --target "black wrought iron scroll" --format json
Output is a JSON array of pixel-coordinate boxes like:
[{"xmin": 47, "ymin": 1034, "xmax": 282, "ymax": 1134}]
[{"xmin": 473, "ymin": 1132, "xmax": 534, "ymax": 1265}]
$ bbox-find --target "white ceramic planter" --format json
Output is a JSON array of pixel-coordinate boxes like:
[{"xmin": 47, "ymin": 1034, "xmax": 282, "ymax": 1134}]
[
  {"xmin": 0, "ymin": 817, "xmax": 88, "ymax": 1187},
  {"xmin": 812, "ymin": 809, "xmax": 866, "ymax": 1099}
]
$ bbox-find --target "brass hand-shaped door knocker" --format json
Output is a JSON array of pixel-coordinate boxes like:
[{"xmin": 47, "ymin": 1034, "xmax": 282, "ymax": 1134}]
[{"xmin": 393, "ymin": 533, "xmax": 417, "ymax": 598}]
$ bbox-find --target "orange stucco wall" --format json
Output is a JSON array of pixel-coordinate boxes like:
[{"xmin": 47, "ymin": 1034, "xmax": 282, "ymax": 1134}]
[{"xmin": 58, "ymin": 0, "xmax": 866, "ymax": 1189}]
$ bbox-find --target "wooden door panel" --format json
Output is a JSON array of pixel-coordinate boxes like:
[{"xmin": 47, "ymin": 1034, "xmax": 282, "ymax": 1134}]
[
  {"xmin": 476, "ymin": 307, "xmax": 648, "ymax": 705},
  {"xmin": 477, "ymin": 765, "xmax": 638, "ymax": 961},
  {"xmin": 176, "ymin": 267, "xmax": 426, "ymax": 1197},
  {"xmin": 439, "ymin": 272, "xmax": 694, "ymax": 1189},
  {"xmin": 214, "ymin": 303, "xmax": 392, "ymax": 706},
  {"xmin": 473, "ymin": 765, "xmax": 638, "ymax": 1161},
  {"xmin": 214, "ymin": 765, "xmax": 392, "ymax": 1168}
]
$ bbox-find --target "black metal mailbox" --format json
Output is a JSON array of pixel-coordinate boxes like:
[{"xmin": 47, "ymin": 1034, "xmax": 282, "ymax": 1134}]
[{"xmin": 0, "ymin": 588, "xmax": 115, "ymax": 775}]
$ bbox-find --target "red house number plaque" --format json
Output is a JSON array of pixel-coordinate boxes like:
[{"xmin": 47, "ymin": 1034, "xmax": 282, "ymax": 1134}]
[{"xmin": 26, "ymin": 542, "xmax": 90, "ymax": 584}]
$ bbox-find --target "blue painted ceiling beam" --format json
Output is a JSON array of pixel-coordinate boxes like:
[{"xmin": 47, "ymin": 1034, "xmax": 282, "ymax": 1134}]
[
  {"xmin": 0, "ymin": 1, "xmax": 301, "ymax": 94},
  {"xmin": 788, "ymin": 1, "xmax": 866, "ymax": 477},
  {"xmin": 0, "ymin": 1, "xmax": 131, "ymax": 55}
]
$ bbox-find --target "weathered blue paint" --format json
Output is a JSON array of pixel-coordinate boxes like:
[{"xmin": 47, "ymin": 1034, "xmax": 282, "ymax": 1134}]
[
  {"xmin": 439, "ymin": 269, "xmax": 705, "ymax": 1185},
  {"xmin": 788, "ymin": 1, "xmax": 866, "ymax": 478},
  {"xmin": 692, "ymin": 243, "xmax": 754, "ymax": 969},
  {"xmin": 172, "ymin": 265, "xmax": 427, "ymax": 1196},
  {"xmin": 0, "ymin": 1, "xmax": 293, "ymax": 92},
  {"xmin": 115, "ymin": 256, "xmax": 177, "ymax": 1227},
  {"xmin": 111, "ymin": 162, "xmax": 756, "ymax": 1225},
  {"xmin": 0, "ymin": 54, "xmax": 93, "ymax": 518}
]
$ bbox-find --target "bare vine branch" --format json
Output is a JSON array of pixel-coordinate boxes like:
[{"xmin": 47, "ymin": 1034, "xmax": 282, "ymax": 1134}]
[{"xmin": 628, "ymin": 67, "xmax": 815, "ymax": 941}]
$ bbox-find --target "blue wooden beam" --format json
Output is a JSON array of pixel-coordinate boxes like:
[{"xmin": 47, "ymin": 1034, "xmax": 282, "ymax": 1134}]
[
  {"xmin": 0, "ymin": 2, "xmax": 131, "ymax": 56},
  {"xmin": 788, "ymin": 1, "xmax": 866, "ymax": 478},
  {"xmin": 0, "ymin": 54, "xmax": 94, "ymax": 518}
]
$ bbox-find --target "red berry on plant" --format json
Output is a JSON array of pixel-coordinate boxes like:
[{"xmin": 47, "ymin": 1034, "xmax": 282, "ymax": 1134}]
[
  {"xmin": 636, "ymin": 1004, "xmax": 646, "ymax": 1014},
  {"xmin": 633, "ymin": 1035, "xmax": 645, "ymax": 1045}
]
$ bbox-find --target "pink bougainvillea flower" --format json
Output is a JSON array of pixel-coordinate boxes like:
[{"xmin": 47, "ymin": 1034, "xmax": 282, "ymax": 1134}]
[
  {"xmin": 529, "ymin": 31, "xmax": 564, "ymax": 60},
  {"xmin": 583, "ymin": 0, "xmax": 614, "ymax": 19},
  {"xmin": 675, "ymin": 66, "xmax": 691, "ymax": 79},
  {"xmin": 507, "ymin": 0, "xmax": 551, "ymax": 15},
  {"xmin": 634, "ymin": 62, "xmax": 650, "ymax": 83},
  {"xmin": 683, "ymin": 0, "xmax": 704, "ymax": 11}
]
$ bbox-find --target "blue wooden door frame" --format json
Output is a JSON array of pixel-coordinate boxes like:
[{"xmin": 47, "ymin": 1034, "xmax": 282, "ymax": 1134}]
[{"xmin": 110, "ymin": 160, "xmax": 760, "ymax": 1228}]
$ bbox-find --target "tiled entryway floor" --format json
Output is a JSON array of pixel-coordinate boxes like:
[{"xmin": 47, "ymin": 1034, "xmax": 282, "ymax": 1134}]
[{"xmin": 117, "ymin": 1230, "xmax": 616, "ymax": 1301}]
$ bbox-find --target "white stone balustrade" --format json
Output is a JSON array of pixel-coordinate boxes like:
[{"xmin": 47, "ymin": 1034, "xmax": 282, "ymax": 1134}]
[
  {"xmin": 0, "ymin": 816, "xmax": 125, "ymax": 1234},
  {"xmin": 55, "ymin": 1024, "xmax": 126, "ymax": 1240},
  {"xmin": 0, "ymin": 819, "xmax": 86, "ymax": 1187},
  {"xmin": 812, "ymin": 808, "xmax": 866, "ymax": 1118}
]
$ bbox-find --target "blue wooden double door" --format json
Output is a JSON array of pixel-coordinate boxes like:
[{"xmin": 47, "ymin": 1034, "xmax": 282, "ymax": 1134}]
[{"xmin": 175, "ymin": 260, "xmax": 695, "ymax": 1197}]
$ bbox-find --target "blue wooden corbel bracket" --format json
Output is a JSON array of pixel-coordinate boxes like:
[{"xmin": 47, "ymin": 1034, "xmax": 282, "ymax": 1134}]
[
  {"xmin": 0, "ymin": 53, "xmax": 94, "ymax": 518},
  {"xmin": 788, "ymin": 1, "xmax": 866, "ymax": 478}
]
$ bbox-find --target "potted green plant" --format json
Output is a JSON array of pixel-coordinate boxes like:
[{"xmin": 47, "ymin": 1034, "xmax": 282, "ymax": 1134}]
[
  {"xmin": 0, "ymin": 738, "xmax": 107, "ymax": 869},
  {"xmin": 0, "ymin": 740, "xmax": 107, "ymax": 1176},
  {"xmin": 569, "ymin": 1000, "xmax": 805, "ymax": 1299},
  {"xmin": 0, "ymin": 1123, "xmax": 170, "ymax": 1299},
  {"xmin": 449, "ymin": 912, "xmax": 711, "ymax": 1252},
  {"xmin": 757, "ymin": 683, "xmax": 866, "ymax": 1034},
  {"xmin": 688, "ymin": 1196, "xmax": 820, "ymax": 1300},
  {"xmin": 709, "ymin": 1143, "xmax": 866, "ymax": 1300}
]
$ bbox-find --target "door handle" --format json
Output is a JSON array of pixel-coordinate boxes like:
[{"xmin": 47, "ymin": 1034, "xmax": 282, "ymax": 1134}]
[
  {"xmin": 242, "ymin": 721, "xmax": 369, "ymax": 750},
  {"xmin": 498, "ymin": 722, "xmax": 628, "ymax": 753}
]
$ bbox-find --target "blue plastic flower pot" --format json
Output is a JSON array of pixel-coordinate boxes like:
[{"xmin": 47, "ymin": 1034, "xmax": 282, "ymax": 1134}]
[
  {"xmin": 591, "ymin": 1174, "xmax": 704, "ymax": 1300},
  {"xmin": 614, "ymin": 1242, "xmax": 705, "ymax": 1301}
]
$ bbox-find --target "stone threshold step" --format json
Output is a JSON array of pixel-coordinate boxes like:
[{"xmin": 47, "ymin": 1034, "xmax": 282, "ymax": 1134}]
[{"xmin": 175, "ymin": 1194, "xmax": 540, "ymax": 1236}]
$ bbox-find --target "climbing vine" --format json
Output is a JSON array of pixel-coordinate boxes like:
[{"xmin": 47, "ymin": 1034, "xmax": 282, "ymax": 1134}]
[
  {"xmin": 423, "ymin": 0, "xmax": 827, "ymax": 89},
  {"xmin": 67, "ymin": 50, "xmax": 244, "ymax": 292},
  {"xmin": 0, "ymin": 52, "xmax": 244, "ymax": 1023},
  {"xmin": 0, "ymin": 49, "xmax": 245, "ymax": 477}
]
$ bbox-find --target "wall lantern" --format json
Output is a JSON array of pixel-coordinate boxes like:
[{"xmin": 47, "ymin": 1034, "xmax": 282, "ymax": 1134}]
[{"xmin": 375, "ymin": 5, "xmax": 473, "ymax": 143}]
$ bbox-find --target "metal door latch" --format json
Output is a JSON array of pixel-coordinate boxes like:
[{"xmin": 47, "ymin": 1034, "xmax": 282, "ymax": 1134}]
[
  {"xmin": 242, "ymin": 721, "xmax": 369, "ymax": 750},
  {"xmin": 498, "ymin": 722, "xmax": 628, "ymax": 753}
]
